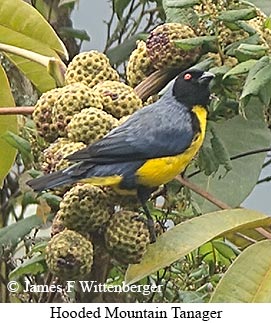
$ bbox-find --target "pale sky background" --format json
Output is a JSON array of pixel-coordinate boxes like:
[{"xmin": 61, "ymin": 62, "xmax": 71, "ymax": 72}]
[{"xmin": 71, "ymin": 0, "xmax": 271, "ymax": 214}]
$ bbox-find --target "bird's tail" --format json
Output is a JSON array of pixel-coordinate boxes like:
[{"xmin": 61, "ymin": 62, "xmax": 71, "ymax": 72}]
[{"xmin": 26, "ymin": 169, "xmax": 75, "ymax": 192}]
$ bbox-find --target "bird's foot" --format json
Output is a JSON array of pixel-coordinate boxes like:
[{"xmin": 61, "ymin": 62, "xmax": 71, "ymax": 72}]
[{"xmin": 147, "ymin": 217, "xmax": 156, "ymax": 244}]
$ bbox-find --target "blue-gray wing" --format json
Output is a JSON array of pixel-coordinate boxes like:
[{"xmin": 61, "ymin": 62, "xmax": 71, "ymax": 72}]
[{"xmin": 67, "ymin": 99, "xmax": 196, "ymax": 163}]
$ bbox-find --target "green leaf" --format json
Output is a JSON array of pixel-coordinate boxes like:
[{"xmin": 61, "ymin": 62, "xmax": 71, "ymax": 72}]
[
  {"xmin": 0, "ymin": 214, "xmax": 53, "ymax": 256},
  {"xmin": 59, "ymin": 27, "xmax": 90, "ymax": 41},
  {"xmin": 192, "ymin": 58, "xmax": 216, "ymax": 71},
  {"xmin": 9, "ymin": 254, "xmax": 47, "ymax": 280},
  {"xmin": 175, "ymin": 36, "xmax": 216, "ymax": 50},
  {"xmin": 212, "ymin": 240, "xmax": 238, "ymax": 260},
  {"xmin": 223, "ymin": 60, "xmax": 257, "ymax": 79},
  {"xmin": 198, "ymin": 241, "xmax": 233, "ymax": 266},
  {"xmin": 106, "ymin": 33, "xmax": 147, "ymax": 65},
  {"xmin": 125, "ymin": 209, "xmax": 271, "ymax": 284},
  {"xmin": 241, "ymin": 57, "xmax": 271, "ymax": 101},
  {"xmin": 210, "ymin": 240, "xmax": 271, "ymax": 302},
  {"xmin": 162, "ymin": 0, "xmax": 198, "ymax": 25},
  {"xmin": 189, "ymin": 98, "xmax": 271, "ymax": 213},
  {"xmin": 29, "ymin": 241, "xmax": 48, "ymax": 255},
  {"xmin": 235, "ymin": 21, "xmax": 259, "ymax": 35},
  {"xmin": 163, "ymin": 0, "xmax": 200, "ymax": 8},
  {"xmin": 209, "ymin": 65, "xmax": 231, "ymax": 76},
  {"xmin": 113, "ymin": 0, "xmax": 131, "ymax": 19},
  {"xmin": 2, "ymin": 131, "xmax": 32, "ymax": 166},
  {"xmin": 225, "ymin": 34, "xmax": 260, "ymax": 56},
  {"xmin": 218, "ymin": 8, "xmax": 257, "ymax": 22},
  {"xmin": 264, "ymin": 17, "xmax": 271, "ymax": 29},
  {"xmin": 210, "ymin": 128, "xmax": 232, "ymax": 173},
  {"xmin": 243, "ymin": 56, "xmax": 270, "ymax": 85},
  {"xmin": 235, "ymin": 44, "xmax": 268, "ymax": 62},
  {"xmin": 0, "ymin": 43, "xmax": 66, "ymax": 88},
  {"xmin": 178, "ymin": 291, "xmax": 204, "ymax": 303},
  {"xmin": 4, "ymin": 54, "xmax": 56, "ymax": 93},
  {"xmin": 197, "ymin": 146, "xmax": 220, "ymax": 176},
  {"xmin": 0, "ymin": 0, "xmax": 68, "ymax": 58},
  {"xmin": 0, "ymin": 64, "xmax": 17, "ymax": 188},
  {"xmin": 0, "ymin": 0, "xmax": 68, "ymax": 91}
]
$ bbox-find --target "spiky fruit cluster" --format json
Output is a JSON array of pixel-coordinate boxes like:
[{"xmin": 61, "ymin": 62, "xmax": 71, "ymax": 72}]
[
  {"xmin": 58, "ymin": 184, "xmax": 112, "ymax": 234},
  {"xmin": 194, "ymin": 1, "xmax": 249, "ymax": 48},
  {"xmin": 126, "ymin": 40, "xmax": 154, "ymax": 87},
  {"xmin": 104, "ymin": 211, "xmax": 150, "ymax": 264},
  {"xmin": 146, "ymin": 23, "xmax": 200, "ymax": 70},
  {"xmin": 41, "ymin": 140, "xmax": 86, "ymax": 174},
  {"xmin": 94, "ymin": 81, "xmax": 143, "ymax": 118},
  {"xmin": 65, "ymin": 50, "xmax": 119, "ymax": 88},
  {"xmin": 218, "ymin": 27, "xmax": 249, "ymax": 48},
  {"xmin": 67, "ymin": 108, "xmax": 118, "ymax": 145},
  {"xmin": 52, "ymin": 83, "xmax": 103, "ymax": 136},
  {"xmin": 45, "ymin": 229, "xmax": 93, "ymax": 279},
  {"xmin": 32, "ymin": 88, "xmax": 62, "ymax": 142},
  {"xmin": 194, "ymin": 0, "xmax": 225, "ymax": 20},
  {"xmin": 27, "ymin": 130, "xmax": 49, "ymax": 164}
]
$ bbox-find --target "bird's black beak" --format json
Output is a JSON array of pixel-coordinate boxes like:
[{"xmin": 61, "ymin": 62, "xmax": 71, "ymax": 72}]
[{"xmin": 198, "ymin": 71, "xmax": 215, "ymax": 85}]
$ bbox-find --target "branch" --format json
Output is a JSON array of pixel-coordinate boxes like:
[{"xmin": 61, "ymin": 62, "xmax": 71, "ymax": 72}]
[
  {"xmin": 188, "ymin": 147, "xmax": 271, "ymax": 178},
  {"xmin": 255, "ymin": 227, "xmax": 271, "ymax": 240},
  {"xmin": 234, "ymin": 232, "xmax": 257, "ymax": 244},
  {"xmin": 257, "ymin": 176, "xmax": 271, "ymax": 185},
  {"xmin": 134, "ymin": 68, "xmax": 180, "ymax": 101},
  {"xmin": 0, "ymin": 107, "xmax": 34, "ymax": 115},
  {"xmin": 230, "ymin": 147, "xmax": 271, "ymax": 161},
  {"xmin": 176, "ymin": 175, "xmax": 271, "ymax": 241},
  {"xmin": 0, "ymin": 69, "xmax": 181, "ymax": 116},
  {"xmin": 262, "ymin": 157, "xmax": 271, "ymax": 169},
  {"xmin": 175, "ymin": 175, "xmax": 231, "ymax": 210}
]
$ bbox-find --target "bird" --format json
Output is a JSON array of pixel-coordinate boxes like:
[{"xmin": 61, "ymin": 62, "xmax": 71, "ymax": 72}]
[{"xmin": 27, "ymin": 68, "xmax": 214, "ymax": 242}]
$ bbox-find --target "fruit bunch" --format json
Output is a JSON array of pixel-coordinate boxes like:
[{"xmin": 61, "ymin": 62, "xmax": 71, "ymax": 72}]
[
  {"xmin": 30, "ymin": 0, "xmax": 271, "ymax": 281},
  {"xmin": 31, "ymin": 50, "xmax": 150, "ymax": 279}
]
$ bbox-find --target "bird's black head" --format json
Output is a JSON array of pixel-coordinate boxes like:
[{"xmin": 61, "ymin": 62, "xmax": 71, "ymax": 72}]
[{"xmin": 173, "ymin": 68, "xmax": 214, "ymax": 108}]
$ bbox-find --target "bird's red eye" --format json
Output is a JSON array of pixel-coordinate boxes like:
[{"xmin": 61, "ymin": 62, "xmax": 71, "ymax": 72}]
[{"xmin": 184, "ymin": 73, "xmax": 192, "ymax": 80}]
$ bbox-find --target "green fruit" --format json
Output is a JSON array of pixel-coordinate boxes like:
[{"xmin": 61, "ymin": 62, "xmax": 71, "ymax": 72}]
[
  {"xmin": 65, "ymin": 50, "xmax": 119, "ymax": 87},
  {"xmin": 94, "ymin": 81, "xmax": 143, "ymax": 119},
  {"xmin": 126, "ymin": 40, "xmax": 155, "ymax": 87},
  {"xmin": 52, "ymin": 83, "xmax": 103, "ymax": 136},
  {"xmin": 146, "ymin": 23, "xmax": 200, "ymax": 70},
  {"xmin": 104, "ymin": 210, "xmax": 150, "ymax": 264},
  {"xmin": 32, "ymin": 88, "xmax": 61, "ymax": 142},
  {"xmin": 59, "ymin": 184, "xmax": 112, "ymax": 234},
  {"xmin": 218, "ymin": 26, "xmax": 249, "ymax": 48},
  {"xmin": 45, "ymin": 229, "xmax": 93, "ymax": 279},
  {"xmin": 67, "ymin": 107, "xmax": 118, "ymax": 145},
  {"xmin": 41, "ymin": 140, "xmax": 86, "ymax": 174}
]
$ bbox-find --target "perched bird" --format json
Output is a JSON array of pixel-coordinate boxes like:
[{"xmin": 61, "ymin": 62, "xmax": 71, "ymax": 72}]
[{"xmin": 27, "ymin": 68, "xmax": 214, "ymax": 241}]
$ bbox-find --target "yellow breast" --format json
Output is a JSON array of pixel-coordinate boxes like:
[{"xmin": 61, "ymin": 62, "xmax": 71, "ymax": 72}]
[{"xmin": 136, "ymin": 105, "xmax": 207, "ymax": 187}]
